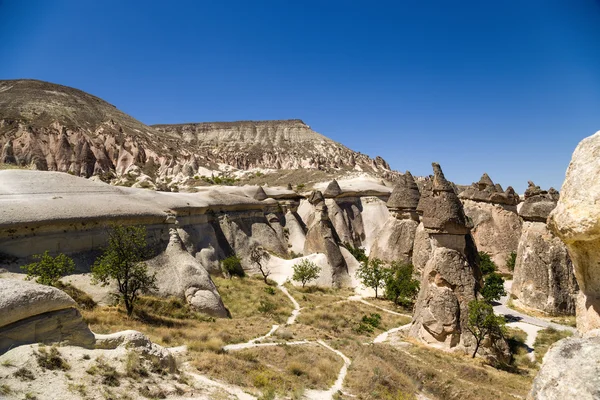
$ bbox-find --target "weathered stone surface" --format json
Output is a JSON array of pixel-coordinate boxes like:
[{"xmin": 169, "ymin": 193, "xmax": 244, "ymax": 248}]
[
  {"xmin": 387, "ymin": 171, "xmax": 420, "ymax": 211},
  {"xmin": 0, "ymin": 279, "xmax": 77, "ymax": 327},
  {"xmin": 520, "ymin": 181, "xmax": 558, "ymax": 222},
  {"xmin": 412, "ymin": 222, "xmax": 432, "ymax": 274},
  {"xmin": 417, "ymin": 163, "xmax": 469, "ymax": 235},
  {"xmin": 0, "ymin": 279, "xmax": 95, "ymax": 353},
  {"xmin": 148, "ymin": 228, "xmax": 229, "ymax": 317},
  {"xmin": 409, "ymin": 239, "xmax": 480, "ymax": 351},
  {"xmin": 512, "ymin": 221, "xmax": 577, "ymax": 314},
  {"xmin": 323, "ymin": 179, "xmax": 342, "ymax": 198},
  {"xmin": 462, "ymin": 199, "xmax": 521, "ymax": 270},
  {"xmin": 548, "ymin": 130, "xmax": 600, "ymax": 333},
  {"xmin": 529, "ymin": 335, "xmax": 600, "ymax": 400},
  {"xmin": 459, "ymin": 173, "xmax": 519, "ymax": 206},
  {"xmin": 370, "ymin": 218, "xmax": 419, "ymax": 264}
]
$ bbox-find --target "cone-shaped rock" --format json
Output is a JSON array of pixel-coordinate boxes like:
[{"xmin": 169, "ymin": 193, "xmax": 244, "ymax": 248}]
[
  {"xmin": 420, "ymin": 163, "xmax": 469, "ymax": 234},
  {"xmin": 323, "ymin": 179, "xmax": 342, "ymax": 198},
  {"xmin": 253, "ymin": 186, "xmax": 268, "ymax": 201},
  {"xmin": 308, "ymin": 190, "xmax": 325, "ymax": 205},
  {"xmin": 477, "ymin": 173, "xmax": 495, "ymax": 190},
  {"xmin": 387, "ymin": 171, "xmax": 421, "ymax": 210}
]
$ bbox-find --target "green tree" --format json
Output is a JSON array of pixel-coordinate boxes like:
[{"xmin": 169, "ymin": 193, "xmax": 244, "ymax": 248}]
[
  {"xmin": 91, "ymin": 225, "xmax": 157, "ymax": 317},
  {"xmin": 384, "ymin": 262, "xmax": 420, "ymax": 307},
  {"xmin": 292, "ymin": 259, "xmax": 321, "ymax": 288},
  {"xmin": 506, "ymin": 251, "xmax": 517, "ymax": 272},
  {"xmin": 250, "ymin": 245, "xmax": 271, "ymax": 284},
  {"xmin": 466, "ymin": 299, "xmax": 506, "ymax": 358},
  {"xmin": 344, "ymin": 243, "xmax": 368, "ymax": 264},
  {"xmin": 21, "ymin": 251, "xmax": 75, "ymax": 286},
  {"xmin": 479, "ymin": 252, "xmax": 497, "ymax": 276},
  {"xmin": 221, "ymin": 255, "xmax": 245, "ymax": 278},
  {"xmin": 481, "ymin": 272, "xmax": 507, "ymax": 303},
  {"xmin": 356, "ymin": 258, "xmax": 389, "ymax": 298}
]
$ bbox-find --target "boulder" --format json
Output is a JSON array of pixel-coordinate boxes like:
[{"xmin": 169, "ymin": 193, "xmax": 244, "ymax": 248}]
[
  {"xmin": 519, "ymin": 181, "xmax": 558, "ymax": 222},
  {"xmin": 529, "ymin": 334, "xmax": 600, "ymax": 400},
  {"xmin": 0, "ymin": 279, "xmax": 95, "ymax": 354},
  {"xmin": 548, "ymin": 130, "xmax": 600, "ymax": 332},
  {"xmin": 512, "ymin": 221, "xmax": 577, "ymax": 314}
]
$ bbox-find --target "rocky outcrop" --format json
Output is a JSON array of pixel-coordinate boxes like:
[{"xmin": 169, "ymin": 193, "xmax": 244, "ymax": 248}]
[
  {"xmin": 512, "ymin": 183, "xmax": 577, "ymax": 315},
  {"xmin": 459, "ymin": 173, "xmax": 521, "ymax": 270},
  {"xmin": 529, "ymin": 334, "xmax": 600, "ymax": 400},
  {"xmin": 0, "ymin": 80, "xmax": 398, "ymax": 189},
  {"xmin": 303, "ymin": 191, "xmax": 351, "ymax": 287},
  {"xmin": 409, "ymin": 163, "xmax": 482, "ymax": 352},
  {"xmin": 148, "ymin": 228, "xmax": 229, "ymax": 318},
  {"xmin": 548, "ymin": 131, "xmax": 600, "ymax": 332},
  {"xmin": 370, "ymin": 171, "xmax": 420, "ymax": 264},
  {"xmin": 531, "ymin": 131, "xmax": 600, "ymax": 399},
  {"xmin": 0, "ymin": 279, "xmax": 95, "ymax": 354}
]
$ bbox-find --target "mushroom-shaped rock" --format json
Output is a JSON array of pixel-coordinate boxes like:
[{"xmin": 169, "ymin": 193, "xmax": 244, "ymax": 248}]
[
  {"xmin": 519, "ymin": 185, "xmax": 558, "ymax": 222},
  {"xmin": 387, "ymin": 171, "xmax": 420, "ymax": 211},
  {"xmin": 0, "ymin": 279, "xmax": 95, "ymax": 353},
  {"xmin": 308, "ymin": 190, "xmax": 325, "ymax": 206},
  {"xmin": 419, "ymin": 163, "xmax": 469, "ymax": 234}
]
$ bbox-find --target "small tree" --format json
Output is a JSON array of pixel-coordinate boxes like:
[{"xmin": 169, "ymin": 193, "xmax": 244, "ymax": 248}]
[
  {"xmin": 466, "ymin": 299, "xmax": 506, "ymax": 358},
  {"xmin": 506, "ymin": 251, "xmax": 517, "ymax": 272},
  {"xmin": 344, "ymin": 243, "xmax": 368, "ymax": 264},
  {"xmin": 481, "ymin": 272, "xmax": 507, "ymax": 303},
  {"xmin": 91, "ymin": 225, "xmax": 157, "ymax": 317},
  {"xmin": 250, "ymin": 245, "xmax": 271, "ymax": 284},
  {"xmin": 221, "ymin": 255, "xmax": 245, "ymax": 278},
  {"xmin": 21, "ymin": 251, "xmax": 75, "ymax": 286},
  {"xmin": 356, "ymin": 258, "xmax": 389, "ymax": 298},
  {"xmin": 292, "ymin": 259, "xmax": 321, "ymax": 288},
  {"xmin": 384, "ymin": 262, "xmax": 420, "ymax": 307},
  {"xmin": 479, "ymin": 252, "xmax": 497, "ymax": 276}
]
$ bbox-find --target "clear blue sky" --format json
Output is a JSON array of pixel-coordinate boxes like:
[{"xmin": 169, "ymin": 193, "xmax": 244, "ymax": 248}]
[{"xmin": 1, "ymin": 0, "xmax": 599, "ymax": 192}]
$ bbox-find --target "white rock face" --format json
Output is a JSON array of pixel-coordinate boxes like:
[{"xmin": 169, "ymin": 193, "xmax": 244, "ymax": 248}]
[
  {"xmin": 462, "ymin": 199, "xmax": 521, "ymax": 270},
  {"xmin": 0, "ymin": 279, "xmax": 95, "ymax": 353},
  {"xmin": 548, "ymin": 131, "xmax": 600, "ymax": 332},
  {"xmin": 369, "ymin": 217, "xmax": 419, "ymax": 264},
  {"xmin": 512, "ymin": 221, "xmax": 577, "ymax": 315}
]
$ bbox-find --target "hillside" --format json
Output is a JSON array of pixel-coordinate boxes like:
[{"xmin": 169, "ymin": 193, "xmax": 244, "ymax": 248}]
[{"xmin": 0, "ymin": 80, "xmax": 397, "ymax": 189}]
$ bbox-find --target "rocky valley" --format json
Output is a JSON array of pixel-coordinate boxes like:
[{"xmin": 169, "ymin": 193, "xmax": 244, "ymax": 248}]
[{"xmin": 0, "ymin": 80, "xmax": 593, "ymax": 400}]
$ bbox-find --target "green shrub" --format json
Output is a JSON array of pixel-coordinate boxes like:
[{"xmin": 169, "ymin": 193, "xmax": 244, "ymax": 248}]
[
  {"xmin": 35, "ymin": 346, "xmax": 70, "ymax": 371},
  {"xmin": 344, "ymin": 243, "xmax": 368, "ymax": 264},
  {"xmin": 264, "ymin": 286, "xmax": 276, "ymax": 295},
  {"xmin": 258, "ymin": 299, "xmax": 278, "ymax": 314},
  {"xmin": 479, "ymin": 252, "xmax": 497, "ymax": 276},
  {"xmin": 355, "ymin": 258, "xmax": 388, "ymax": 298},
  {"xmin": 506, "ymin": 251, "xmax": 517, "ymax": 272},
  {"xmin": 221, "ymin": 255, "xmax": 245, "ymax": 278},
  {"xmin": 481, "ymin": 272, "xmax": 506, "ymax": 303},
  {"xmin": 384, "ymin": 262, "xmax": 420, "ymax": 307},
  {"xmin": 355, "ymin": 313, "xmax": 382, "ymax": 334},
  {"xmin": 21, "ymin": 251, "xmax": 75, "ymax": 286}
]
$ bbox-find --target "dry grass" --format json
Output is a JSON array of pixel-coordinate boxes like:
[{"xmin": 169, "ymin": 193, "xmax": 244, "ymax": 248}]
[
  {"xmin": 293, "ymin": 301, "xmax": 411, "ymax": 341},
  {"xmin": 533, "ymin": 327, "xmax": 573, "ymax": 362},
  {"xmin": 339, "ymin": 339, "xmax": 533, "ymax": 400},
  {"xmin": 284, "ymin": 282, "xmax": 354, "ymax": 308},
  {"xmin": 192, "ymin": 343, "xmax": 342, "ymax": 397}
]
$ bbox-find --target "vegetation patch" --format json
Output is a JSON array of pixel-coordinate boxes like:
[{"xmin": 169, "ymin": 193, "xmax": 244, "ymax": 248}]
[{"xmin": 35, "ymin": 346, "xmax": 70, "ymax": 371}]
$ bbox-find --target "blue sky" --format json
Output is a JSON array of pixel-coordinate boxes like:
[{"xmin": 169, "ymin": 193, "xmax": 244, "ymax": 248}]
[{"xmin": 1, "ymin": 0, "xmax": 599, "ymax": 192}]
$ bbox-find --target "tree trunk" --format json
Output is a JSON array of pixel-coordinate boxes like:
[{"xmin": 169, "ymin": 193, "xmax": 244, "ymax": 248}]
[
  {"xmin": 375, "ymin": 287, "xmax": 378, "ymax": 298},
  {"xmin": 472, "ymin": 340, "xmax": 481, "ymax": 358}
]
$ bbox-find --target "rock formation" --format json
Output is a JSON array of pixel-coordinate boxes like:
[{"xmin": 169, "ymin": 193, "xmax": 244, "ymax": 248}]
[
  {"xmin": 459, "ymin": 173, "xmax": 522, "ymax": 269},
  {"xmin": 0, "ymin": 80, "xmax": 399, "ymax": 189},
  {"xmin": 370, "ymin": 171, "xmax": 421, "ymax": 263},
  {"xmin": 409, "ymin": 163, "xmax": 482, "ymax": 352},
  {"xmin": 531, "ymin": 131, "xmax": 600, "ymax": 399},
  {"xmin": 303, "ymin": 190, "xmax": 352, "ymax": 287},
  {"xmin": 0, "ymin": 279, "xmax": 95, "ymax": 354},
  {"xmin": 511, "ymin": 182, "xmax": 577, "ymax": 315}
]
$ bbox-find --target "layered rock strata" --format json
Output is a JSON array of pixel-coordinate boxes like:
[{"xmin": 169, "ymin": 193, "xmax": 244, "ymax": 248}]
[
  {"xmin": 512, "ymin": 182, "xmax": 577, "ymax": 315},
  {"xmin": 370, "ymin": 171, "xmax": 421, "ymax": 264},
  {"xmin": 0, "ymin": 279, "xmax": 95, "ymax": 354},
  {"xmin": 459, "ymin": 173, "xmax": 522, "ymax": 269},
  {"xmin": 409, "ymin": 163, "xmax": 482, "ymax": 352}
]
